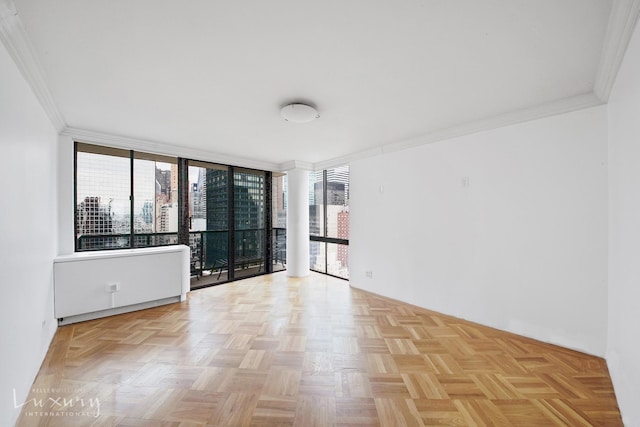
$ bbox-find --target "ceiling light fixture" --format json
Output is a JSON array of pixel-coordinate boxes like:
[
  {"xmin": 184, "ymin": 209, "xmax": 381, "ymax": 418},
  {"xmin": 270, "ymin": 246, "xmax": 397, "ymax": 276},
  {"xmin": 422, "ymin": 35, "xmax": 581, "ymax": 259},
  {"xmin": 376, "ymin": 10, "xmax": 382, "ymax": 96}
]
[{"xmin": 280, "ymin": 103, "xmax": 320, "ymax": 123}]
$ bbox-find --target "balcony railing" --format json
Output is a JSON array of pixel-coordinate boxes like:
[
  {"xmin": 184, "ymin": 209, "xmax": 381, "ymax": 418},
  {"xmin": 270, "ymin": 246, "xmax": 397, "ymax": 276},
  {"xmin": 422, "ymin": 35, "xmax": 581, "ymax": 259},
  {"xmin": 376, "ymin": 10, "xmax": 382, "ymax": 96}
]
[
  {"xmin": 77, "ymin": 228, "xmax": 286, "ymax": 287},
  {"xmin": 76, "ymin": 232, "xmax": 178, "ymax": 251}
]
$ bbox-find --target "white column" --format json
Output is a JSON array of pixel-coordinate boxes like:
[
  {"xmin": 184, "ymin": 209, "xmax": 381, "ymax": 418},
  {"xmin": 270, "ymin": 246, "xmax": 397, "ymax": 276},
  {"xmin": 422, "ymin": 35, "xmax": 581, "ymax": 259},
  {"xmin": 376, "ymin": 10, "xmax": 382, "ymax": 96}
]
[{"xmin": 286, "ymin": 168, "xmax": 309, "ymax": 277}]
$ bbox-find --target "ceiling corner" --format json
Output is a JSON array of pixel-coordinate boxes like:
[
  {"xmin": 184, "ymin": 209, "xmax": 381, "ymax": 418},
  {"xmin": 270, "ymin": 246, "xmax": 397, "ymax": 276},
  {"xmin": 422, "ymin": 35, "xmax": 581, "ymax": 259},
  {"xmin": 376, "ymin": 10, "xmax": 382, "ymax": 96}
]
[{"xmin": 594, "ymin": 0, "xmax": 640, "ymax": 102}]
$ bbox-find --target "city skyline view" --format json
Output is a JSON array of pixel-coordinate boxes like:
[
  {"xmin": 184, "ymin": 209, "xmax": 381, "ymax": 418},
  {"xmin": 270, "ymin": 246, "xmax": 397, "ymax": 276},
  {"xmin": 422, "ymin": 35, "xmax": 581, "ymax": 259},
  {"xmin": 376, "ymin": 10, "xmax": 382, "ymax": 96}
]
[{"xmin": 75, "ymin": 144, "xmax": 348, "ymax": 280}]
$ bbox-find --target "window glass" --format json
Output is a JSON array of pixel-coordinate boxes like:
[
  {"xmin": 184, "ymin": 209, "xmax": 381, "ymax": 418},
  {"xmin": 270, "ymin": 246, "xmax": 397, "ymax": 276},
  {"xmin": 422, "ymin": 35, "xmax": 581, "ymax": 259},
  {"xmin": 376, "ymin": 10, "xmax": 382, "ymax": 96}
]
[
  {"xmin": 234, "ymin": 169, "xmax": 266, "ymax": 279},
  {"xmin": 309, "ymin": 166, "xmax": 349, "ymax": 279},
  {"xmin": 326, "ymin": 166, "xmax": 349, "ymax": 240},
  {"xmin": 327, "ymin": 243, "xmax": 349, "ymax": 279},
  {"xmin": 133, "ymin": 156, "xmax": 178, "ymax": 247},
  {"xmin": 76, "ymin": 146, "xmax": 131, "ymax": 250},
  {"xmin": 272, "ymin": 173, "xmax": 287, "ymax": 272},
  {"xmin": 310, "ymin": 241, "xmax": 326, "ymax": 273},
  {"xmin": 309, "ymin": 170, "xmax": 324, "ymax": 236}
]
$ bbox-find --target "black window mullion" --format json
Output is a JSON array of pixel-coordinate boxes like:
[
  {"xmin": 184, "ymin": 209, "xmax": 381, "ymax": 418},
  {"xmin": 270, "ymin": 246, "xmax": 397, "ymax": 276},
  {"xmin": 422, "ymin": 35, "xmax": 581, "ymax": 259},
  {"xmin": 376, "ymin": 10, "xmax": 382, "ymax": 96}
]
[
  {"xmin": 129, "ymin": 150, "xmax": 135, "ymax": 248},
  {"xmin": 309, "ymin": 235, "xmax": 349, "ymax": 245},
  {"xmin": 265, "ymin": 171, "xmax": 273, "ymax": 274},
  {"xmin": 177, "ymin": 157, "xmax": 190, "ymax": 246},
  {"xmin": 228, "ymin": 167, "xmax": 235, "ymax": 281},
  {"xmin": 323, "ymin": 170, "xmax": 328, "ymax": 238},
  {"xmin": 323, "ymin": 169, "xmax": 328, "ymax": 272}
]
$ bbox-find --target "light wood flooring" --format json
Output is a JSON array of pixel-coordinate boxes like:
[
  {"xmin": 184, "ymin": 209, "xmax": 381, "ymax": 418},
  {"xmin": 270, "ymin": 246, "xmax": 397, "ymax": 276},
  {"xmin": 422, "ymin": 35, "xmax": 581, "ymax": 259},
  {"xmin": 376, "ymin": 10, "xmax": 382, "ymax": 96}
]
[{"xmin": 17, "ymin": 272, "xmax": 622, "ymax": 426}]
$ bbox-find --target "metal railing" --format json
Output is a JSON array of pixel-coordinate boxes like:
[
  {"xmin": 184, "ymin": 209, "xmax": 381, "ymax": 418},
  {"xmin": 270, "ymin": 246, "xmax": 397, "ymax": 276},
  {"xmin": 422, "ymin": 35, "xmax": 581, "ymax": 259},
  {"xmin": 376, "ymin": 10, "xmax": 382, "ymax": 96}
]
[
  {"xmin": 77, "ymin": 227, "xmax": 287, "ymax": 281},
  {"xmin": 77, "ymin": 232, "xmax": 178, "ymax": 251},
  {"xmin": 189, "ymin": 227, "xmax": 287, "ymax": 279}
]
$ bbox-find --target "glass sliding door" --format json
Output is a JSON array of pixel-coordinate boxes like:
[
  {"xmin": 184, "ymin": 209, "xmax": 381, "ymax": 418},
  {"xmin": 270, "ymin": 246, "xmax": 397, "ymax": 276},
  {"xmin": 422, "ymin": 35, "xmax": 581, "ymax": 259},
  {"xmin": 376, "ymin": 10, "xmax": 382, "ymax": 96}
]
[
  {"xmin": 188, "ymin": 163, "xmax": 270, "ymax": 287},
  {"xmin": 233, "ymin": 169, "xmax": 266, "ymax": 279},
  {"xmin": 188, "ymin": 161, "xmax": 230, "ymax": 287}
]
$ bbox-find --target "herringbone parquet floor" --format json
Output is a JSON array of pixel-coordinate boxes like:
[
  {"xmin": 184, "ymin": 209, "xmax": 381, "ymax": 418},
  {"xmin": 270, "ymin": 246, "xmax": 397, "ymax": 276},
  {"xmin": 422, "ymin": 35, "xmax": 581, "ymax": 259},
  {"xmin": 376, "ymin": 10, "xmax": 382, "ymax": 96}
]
[{"xmin": 17, "ymin": 272, "xmax": 622, "ymax": 426}]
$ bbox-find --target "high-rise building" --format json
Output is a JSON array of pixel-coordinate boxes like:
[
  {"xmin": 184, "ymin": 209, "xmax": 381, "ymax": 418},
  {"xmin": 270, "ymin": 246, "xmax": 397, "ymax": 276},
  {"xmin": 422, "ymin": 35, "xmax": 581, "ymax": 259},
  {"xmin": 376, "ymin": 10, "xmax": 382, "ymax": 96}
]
[
  {"xmin": 327, "ymin": 166, "xmax": 349, "ymax": 204},
  {"xmin": 337, "ymin": 210, "xmax": 349, "ymax": 268},
  {"xmin": 170, "ymin": 164, "xmax": 179, "ymax": 203},
  {"xmin": 314, "ymin": 181, "xmax": 346, "ymax": 207},
  {"xmin": 140, "ymin": 200, "xmax": 154, "ymax": 226},
  {"xmin": 155, "ymin": 167, "xmax": 172, "ymax": 202},
  {"xmin": 206, "ymin": 169, "xmax": 229, "ymax": 231},
  {"xmin": 272, "ymin": 174, "xmax": 287, "ymax": 228},
  {"xmin": 158, "ymin": 203, "xmax": 178, "ymax": 232},
  {"xmin": 76, "ymin": 196, "xmax": 113, "ymax": 236}
]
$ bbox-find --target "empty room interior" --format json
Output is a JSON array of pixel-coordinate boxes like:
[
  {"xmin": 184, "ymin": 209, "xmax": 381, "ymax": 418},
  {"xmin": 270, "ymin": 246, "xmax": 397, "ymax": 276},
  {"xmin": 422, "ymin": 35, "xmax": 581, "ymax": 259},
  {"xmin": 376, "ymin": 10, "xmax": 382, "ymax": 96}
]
[{"xmin": 2, "ymin": 0, "xmax": 640, "ymax": 425}]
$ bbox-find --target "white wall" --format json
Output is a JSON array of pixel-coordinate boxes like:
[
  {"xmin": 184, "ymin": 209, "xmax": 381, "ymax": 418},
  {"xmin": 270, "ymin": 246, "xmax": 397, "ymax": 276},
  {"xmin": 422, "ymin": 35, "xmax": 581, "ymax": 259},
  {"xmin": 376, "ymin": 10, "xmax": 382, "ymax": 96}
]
[
  {"xmin": 350, "ymin": 105, "xmax": 608, "ymax": 357},
  {"xmin": 607, "ymin": 17, "xmax": 640, "ymax": 426},
  {"xmin": 0, "ymin": 42, "xmax": 58, "ymax": 425}
]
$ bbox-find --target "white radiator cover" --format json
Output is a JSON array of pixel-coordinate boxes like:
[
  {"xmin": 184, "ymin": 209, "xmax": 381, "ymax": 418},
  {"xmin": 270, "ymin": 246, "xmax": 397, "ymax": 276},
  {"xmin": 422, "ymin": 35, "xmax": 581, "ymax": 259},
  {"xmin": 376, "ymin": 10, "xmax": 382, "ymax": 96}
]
[{"xmin": 54, "ymin": 245, "xmax": 190, "ymax": 323}]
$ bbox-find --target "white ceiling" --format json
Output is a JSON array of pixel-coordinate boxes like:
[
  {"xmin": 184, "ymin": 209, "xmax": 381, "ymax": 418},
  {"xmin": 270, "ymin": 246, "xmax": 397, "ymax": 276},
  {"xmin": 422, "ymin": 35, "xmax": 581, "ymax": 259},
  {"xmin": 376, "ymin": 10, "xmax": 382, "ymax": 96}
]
[{"xmin": 3, "ymin": 0, "xmax": 635, "ymax": 169}]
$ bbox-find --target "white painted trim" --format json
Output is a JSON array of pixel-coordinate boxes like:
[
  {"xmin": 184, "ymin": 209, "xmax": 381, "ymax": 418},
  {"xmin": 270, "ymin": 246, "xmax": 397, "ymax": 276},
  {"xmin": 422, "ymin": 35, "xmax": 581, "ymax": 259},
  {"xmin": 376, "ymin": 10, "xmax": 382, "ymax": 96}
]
[
  {"xmin": 54, "ymin": 244, "xmax": 188, "ymax": 263},
  {"xmin": 62, "ymin": 127, "xmax": 281, "ymax": 172},
  {"xmin": 279, "ymin": 160, "xmax": 314, "ymax": 171},
  {"xmin": 0, "ymin": 0, "xmax": 65, "ymax": 131},
  {"xmin": 313, "ymin": 147, "xmax": 382, "ymax": 171},
  {"xmin": 2, "ymin": 0, "xmax": 634, "ymax": 170},
  {"xmin": 57, "ymin": 296, "xmax": 181, "ymax": 326},
  {"xmin": 314, "ymin": 93, "xmax": 603, "ymax": 169},
  {"xmin": 594, "ymin": 0, "xmax": 640, "ymax": 101}
]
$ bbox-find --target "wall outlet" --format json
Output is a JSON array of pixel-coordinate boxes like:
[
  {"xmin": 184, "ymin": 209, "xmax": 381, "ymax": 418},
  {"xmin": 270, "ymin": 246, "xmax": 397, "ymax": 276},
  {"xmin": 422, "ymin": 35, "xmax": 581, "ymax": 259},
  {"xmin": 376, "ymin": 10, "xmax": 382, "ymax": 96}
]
[
  {"xmin": 365, "ymin": 271, "xmax": 373, "ymax": 278},
  {"xmin": 106, "ymin": 283, "xmax": 120, "ymax": 293}
]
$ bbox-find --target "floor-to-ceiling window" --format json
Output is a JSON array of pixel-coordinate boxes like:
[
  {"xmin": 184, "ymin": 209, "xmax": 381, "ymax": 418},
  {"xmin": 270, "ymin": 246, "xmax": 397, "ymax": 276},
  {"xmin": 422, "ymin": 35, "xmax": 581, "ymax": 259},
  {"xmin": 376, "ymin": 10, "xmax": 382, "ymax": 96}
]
[
  {"xmin": 309, "ymin": 165, "xmax": 349, "ymax": 279},
  {"xmin": 233, "ymin": 168, "xmax": 267, "ymax": 279},
  {"xmin": 187, "ymin": 161, "xmax": 230, "ymax": 286},
  {"xmin": 272, "ymin": 173, "xmax": 287, "ymax": 272},
  {"xmin": 75, "ymin": 142, "xmax": 284, "ymax": 289}
]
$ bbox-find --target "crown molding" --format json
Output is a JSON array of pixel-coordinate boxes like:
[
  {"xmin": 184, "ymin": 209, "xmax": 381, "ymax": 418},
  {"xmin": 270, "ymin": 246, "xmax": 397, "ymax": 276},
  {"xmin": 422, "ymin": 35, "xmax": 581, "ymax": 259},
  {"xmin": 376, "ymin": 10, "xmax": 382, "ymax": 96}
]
[
  {"xmin": 312, "ymin": 92, "xmax": 603, "ymax": 169},
  {"xmin": 279, "ymin": 160, "xmax": 314, "ymax": 171},
  {"xmin": 62, "ymin": 127, "xmax": 282, "ymax": 172},
  {"xmin": 594, "ymin": 0, "xmax": 640, "ymax": 101},
  {"xmin": 0, "ymin": 0, "xmax": 65, "ymax": 131},
  {"xmin": 2, "ymin": 0, "xmax": 628, "ymax": 172},
  {"xmin": 312, "ymin": 147, "xmax": 383, "ymax": 171}
]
